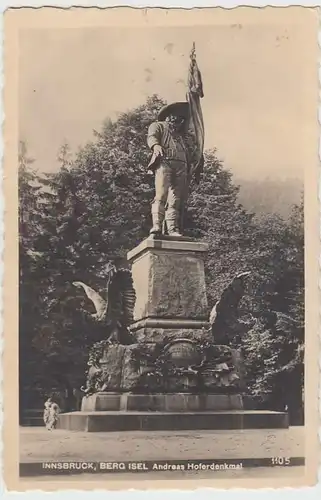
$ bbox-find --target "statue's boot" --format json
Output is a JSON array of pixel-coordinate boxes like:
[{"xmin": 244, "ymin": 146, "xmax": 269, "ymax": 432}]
[
  {"xmin": 150, "ymin": 206, "xmax": 165, "ymax": 235},
  {"xmin": 166, "ymin": 211, "xmax": 183, "ymax": 237}
]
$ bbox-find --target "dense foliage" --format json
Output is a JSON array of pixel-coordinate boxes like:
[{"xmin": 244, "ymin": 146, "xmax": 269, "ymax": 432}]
[{"xmin": 19, "ymin": 95, "xmax": 304, "ymax": 422}]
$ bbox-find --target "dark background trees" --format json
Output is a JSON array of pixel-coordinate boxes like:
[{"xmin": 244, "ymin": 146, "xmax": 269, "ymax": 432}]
[{"xmin": 19, "ymin": 96, "xmax": 304, "ymax": 423}]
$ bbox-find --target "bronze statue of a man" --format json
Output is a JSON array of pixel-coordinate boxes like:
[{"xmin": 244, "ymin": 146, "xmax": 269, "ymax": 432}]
[
  {"xmin": 147, "ymin": 102, "xmax": 190, "ymax": 237},
  {"xmin": 147, "ymin": 44, "xmax": 205, "ymax": 236}
]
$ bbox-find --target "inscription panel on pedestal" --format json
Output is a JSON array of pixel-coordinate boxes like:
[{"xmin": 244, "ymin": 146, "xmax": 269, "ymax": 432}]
[
  {"xmin": 150, "ymin": 253, "xmax": 208, "ymax": 318},
  {"xmin": 131, "ymin": 249, "xmax": 208, "ymax": 322}
]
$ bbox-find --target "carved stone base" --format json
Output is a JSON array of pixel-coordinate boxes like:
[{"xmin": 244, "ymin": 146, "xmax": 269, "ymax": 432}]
[
  {"xmin": 130, "ymin": 319, "xmax": 211, "ymax": 344},
  {"xmin": 85, "ymin": 341, "xmax": 243, "ymax": 395}
]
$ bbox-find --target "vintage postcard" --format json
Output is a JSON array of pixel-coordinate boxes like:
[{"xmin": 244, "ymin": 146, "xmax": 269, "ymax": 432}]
[{"xmin": 3, "ymin": 6, "xmax": 320, "ymax": 491}]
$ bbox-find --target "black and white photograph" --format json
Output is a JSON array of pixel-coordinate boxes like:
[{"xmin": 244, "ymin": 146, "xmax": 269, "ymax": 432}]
[{"xmin": 3, "ymin": 6, "xmax": 319, "ymax": 490}]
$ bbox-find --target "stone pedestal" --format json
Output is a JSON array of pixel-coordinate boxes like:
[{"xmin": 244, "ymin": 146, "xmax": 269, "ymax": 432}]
[
  {"xmin": 58, "ymin": 235, "xmax": 289, "ymax": 432},
  {"xmin": 128, "ymin": 236, "xmax": 210, "ymax": 343}
]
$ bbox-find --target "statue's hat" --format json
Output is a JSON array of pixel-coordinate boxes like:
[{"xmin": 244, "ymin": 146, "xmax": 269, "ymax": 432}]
[{"xmin": 157, "ymin": 102, "xmax": 189, "ymax": 122}]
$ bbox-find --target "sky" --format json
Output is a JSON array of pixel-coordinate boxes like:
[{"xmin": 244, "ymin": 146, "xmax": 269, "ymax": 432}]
[{"xmin": 18, "ymin": 22, "xmax": 317, "ymax": 180}]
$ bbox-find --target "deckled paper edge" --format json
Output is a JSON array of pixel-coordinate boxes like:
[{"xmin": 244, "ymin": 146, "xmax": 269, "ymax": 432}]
[{"xmin": 0, "ymin": 2, "xmax": 319, "ymax": 497}]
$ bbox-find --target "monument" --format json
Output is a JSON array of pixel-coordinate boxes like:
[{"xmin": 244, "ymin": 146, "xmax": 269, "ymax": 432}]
[{"xmin": 58, "ymin": 45, "xmax": 288, "ymax": 432}]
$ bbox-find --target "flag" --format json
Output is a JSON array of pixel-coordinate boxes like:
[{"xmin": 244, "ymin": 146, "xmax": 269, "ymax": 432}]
[{"xmin": 186, "ymin": 42, "xmax": 205, "ymax": 181}]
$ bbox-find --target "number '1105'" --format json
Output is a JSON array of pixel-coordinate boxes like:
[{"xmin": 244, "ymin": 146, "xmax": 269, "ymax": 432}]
[{"xmin": 271, "ymin": 457, "xmax": 290, "ymax": 465}]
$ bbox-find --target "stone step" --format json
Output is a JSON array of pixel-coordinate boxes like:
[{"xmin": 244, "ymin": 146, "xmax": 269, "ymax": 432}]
[
  {"xmin": 57, "ymin": 410, "xmax": 288, "ymax": 432},
  {"xmin": 81, "ymin": 393, "xmax": 244, "ymax": 412}
]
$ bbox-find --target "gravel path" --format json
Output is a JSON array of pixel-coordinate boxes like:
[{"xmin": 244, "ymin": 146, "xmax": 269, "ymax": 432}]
[{"xmin": 20, "ymin": 426, "xmax": 304, "ymax": 463}]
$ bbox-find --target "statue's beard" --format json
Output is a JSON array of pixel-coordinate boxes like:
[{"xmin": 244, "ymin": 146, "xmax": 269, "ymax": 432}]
[{"xmin": 168, "ymin": 120, "xmax": 184, "ymax": 133}]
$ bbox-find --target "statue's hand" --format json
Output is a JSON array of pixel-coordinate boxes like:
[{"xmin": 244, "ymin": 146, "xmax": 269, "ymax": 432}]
[{"xmin": 153, "ymin": 144, "xmax": 164, "ymax": 157}]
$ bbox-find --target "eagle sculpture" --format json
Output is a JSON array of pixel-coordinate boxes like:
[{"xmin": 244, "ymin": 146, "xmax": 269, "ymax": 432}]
[
  {"xmin": 73, "ymin": 261, "xmax": 136, "ymax": 344},
  {"xmin": 209, "ymin": 271, "xmax": 252, "ymax": 344},
  {"xmin": 72, "ymin": 282, "xmax": 108, "ymax": 321}
]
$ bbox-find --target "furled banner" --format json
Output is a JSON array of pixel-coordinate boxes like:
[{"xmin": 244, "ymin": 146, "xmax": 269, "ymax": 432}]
[{"xmin": 186, "ymin": 42, "xmax": 205, "ymax": 182}]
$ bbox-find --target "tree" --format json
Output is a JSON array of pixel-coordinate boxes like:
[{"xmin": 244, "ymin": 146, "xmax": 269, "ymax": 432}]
[
  {"xmin": 185, "ymin": 150, "xmax": 256, "ymax": 308},
  {"xmin": 19, "ymin": 141, "xmax": 48, "ymax": 414},
  {"xmin": 19, "ymin": 98, "xmax": 166, "ymax": 403},
  {"xmin": 57, "ymin": 142, "xmax": 73, "ymax": 170},
  {"xmin": 241, "ymin": 199, "xmax": 304, "ymax": 422}
]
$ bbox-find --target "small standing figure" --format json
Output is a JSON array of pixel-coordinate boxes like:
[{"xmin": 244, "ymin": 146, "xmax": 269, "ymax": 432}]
[
  {"xmin": 43, "ymin": 397, "xmax": 52, "ymax": 429},
  {"xmin": 43, "ymin": 397, "xmax": 60, "ymax": 430}
]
